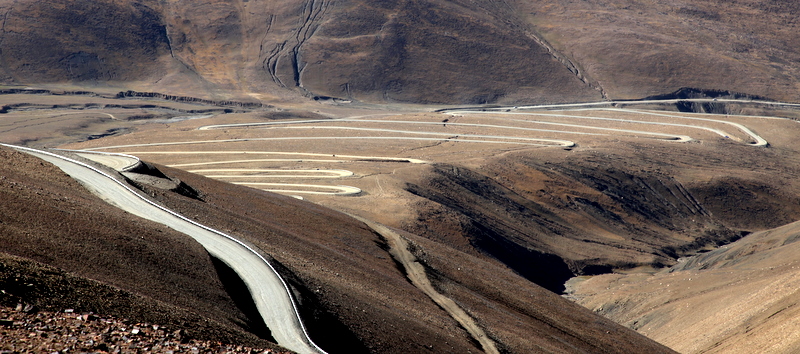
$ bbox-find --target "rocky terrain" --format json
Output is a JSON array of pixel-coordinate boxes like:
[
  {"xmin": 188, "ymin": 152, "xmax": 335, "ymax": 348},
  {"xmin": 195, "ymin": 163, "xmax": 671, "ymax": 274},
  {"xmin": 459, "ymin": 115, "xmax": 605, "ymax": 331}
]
[{"xmin": 0, "ymin": 304, "xmax": 287, "ymax": 354}]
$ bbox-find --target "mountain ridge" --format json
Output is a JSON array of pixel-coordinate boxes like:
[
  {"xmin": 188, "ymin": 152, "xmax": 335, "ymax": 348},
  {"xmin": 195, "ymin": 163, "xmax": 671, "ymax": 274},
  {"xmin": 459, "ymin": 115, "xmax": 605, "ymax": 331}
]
[{"xmin": 3, "ymin": 0, "xmax": 797, "ymax": 104}]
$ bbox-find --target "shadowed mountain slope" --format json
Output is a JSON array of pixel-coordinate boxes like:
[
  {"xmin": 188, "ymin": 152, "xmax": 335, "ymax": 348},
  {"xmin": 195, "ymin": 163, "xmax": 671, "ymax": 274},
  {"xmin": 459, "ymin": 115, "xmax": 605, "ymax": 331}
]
[
  {"xmin": 1, "ymin": 0, "xmax": 797, "ymax": 103},
  {"xmin": 0, "ymin": 0, "xmax": 174, "ymax": 83},
  {"xmin": 150, "ymin": 163, "xmax": 676, "ymax": 353},
  {"xmin": 398, "ymin": 138, "xmax": 800, "ymax": 293}
]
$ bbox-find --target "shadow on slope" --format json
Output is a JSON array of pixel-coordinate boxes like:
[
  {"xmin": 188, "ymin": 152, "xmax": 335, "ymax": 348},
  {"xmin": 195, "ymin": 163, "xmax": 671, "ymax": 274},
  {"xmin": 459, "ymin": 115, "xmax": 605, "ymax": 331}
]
[
  {"xmin": 402, "ymin": 149, "xmax": 800, "ymax": 293},
  {"xmin": 0, "ymin": 146, "xmax": 280, "ymax": 348},
  {"xmin": 143, "ymin": 162, "xmax": 676, "ymax": 353}
]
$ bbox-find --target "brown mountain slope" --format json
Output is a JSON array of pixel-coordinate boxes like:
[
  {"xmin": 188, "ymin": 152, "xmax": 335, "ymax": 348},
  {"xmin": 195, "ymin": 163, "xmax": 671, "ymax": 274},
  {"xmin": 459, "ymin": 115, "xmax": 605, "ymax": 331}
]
[
  {"xmin": 521, "ymin": 0, "xmax": 800, "ymax": 102},
  {"xmin": 0, "ymin": 0, "xmax": 175, "ymax": 84},
  {"xmin": 149, "ymin": 162, "xmax": 676, "ymax": 353},
  {"xmin": 0, "ymin": 145, "xmax": 676, "ymax": 353},
  {"xmin": 0, "ymin": 146, "xmax": 283, "ymax": 349},
  {"xmin": 567, "ymin": 218, "xmax": 800, "ymax": 353},
  {"xmin": 297, "ymin": 0, "xmax": 601, "ymax": 103},
  {"xmin": 2, "ymin": 0, "xmax": 797, "ymax": 104},
  {"xmin": 394, "ymin": 136, "xmax": 800, "ymax": 293}
]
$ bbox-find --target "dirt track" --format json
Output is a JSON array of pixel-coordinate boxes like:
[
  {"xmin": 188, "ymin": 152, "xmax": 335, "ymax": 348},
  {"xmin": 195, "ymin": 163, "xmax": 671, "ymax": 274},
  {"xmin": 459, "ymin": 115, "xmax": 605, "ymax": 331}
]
[{"xmin": 350, "ymin": 215, "xmax": 500, "ymax": 354}]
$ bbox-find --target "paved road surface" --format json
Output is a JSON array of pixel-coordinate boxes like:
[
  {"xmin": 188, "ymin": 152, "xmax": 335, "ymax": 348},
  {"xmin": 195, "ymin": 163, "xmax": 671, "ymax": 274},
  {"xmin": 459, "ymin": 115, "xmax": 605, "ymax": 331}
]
[
  {"xmin": 190, "ymin": 169, "xmax": 354, "ymax": 178},
  {"xmin": 2, "ymin": 144, "xmax": 326, "ymax": 354},
  {"xmin": 72, "ymin": 151, "xmax": 142, "ymax": 171}
]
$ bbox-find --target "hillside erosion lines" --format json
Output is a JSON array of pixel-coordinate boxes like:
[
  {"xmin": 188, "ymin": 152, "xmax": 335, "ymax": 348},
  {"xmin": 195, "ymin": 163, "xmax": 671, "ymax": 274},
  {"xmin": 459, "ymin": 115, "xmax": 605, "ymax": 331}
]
[{"xmin": 2, "ymin": 145, "xmax": 326, "ymax": 354}]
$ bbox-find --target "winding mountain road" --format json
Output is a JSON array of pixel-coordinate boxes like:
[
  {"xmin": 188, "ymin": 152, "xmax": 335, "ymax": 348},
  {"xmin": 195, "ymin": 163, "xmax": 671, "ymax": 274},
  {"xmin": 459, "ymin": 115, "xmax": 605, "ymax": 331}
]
[
  {"xmin": 82, "ymin": 104, "xmax": 773, "ymax": 197},
  {"xmin": 1, "ymin": 144, "xmax": 326, "ymax": 354}
]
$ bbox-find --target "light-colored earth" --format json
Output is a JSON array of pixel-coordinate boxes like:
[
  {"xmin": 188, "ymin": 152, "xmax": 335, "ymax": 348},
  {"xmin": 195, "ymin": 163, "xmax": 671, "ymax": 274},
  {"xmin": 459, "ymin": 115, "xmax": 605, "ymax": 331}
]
[
  {"xmin": 566, "ymin": 218, "xmax": 800, "ymax": 353},
  {"xmin": 66, "ymin": 102, "xmax": 778, "ymax": 203}
]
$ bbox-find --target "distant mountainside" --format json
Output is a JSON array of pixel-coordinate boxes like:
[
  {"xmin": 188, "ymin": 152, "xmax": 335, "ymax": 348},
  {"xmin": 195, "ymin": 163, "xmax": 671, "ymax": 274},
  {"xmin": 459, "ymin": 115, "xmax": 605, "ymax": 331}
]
[{"xmin": 0, "ymin": 0, "xmax": 797, "ymax": 104}]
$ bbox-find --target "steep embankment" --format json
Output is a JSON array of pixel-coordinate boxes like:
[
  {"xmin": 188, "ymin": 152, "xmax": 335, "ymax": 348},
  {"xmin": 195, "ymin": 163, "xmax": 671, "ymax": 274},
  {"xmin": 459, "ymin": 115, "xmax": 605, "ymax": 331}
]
[{"xmin": 0, "ymin": 144, "xmax": 677, "ymax": 352}]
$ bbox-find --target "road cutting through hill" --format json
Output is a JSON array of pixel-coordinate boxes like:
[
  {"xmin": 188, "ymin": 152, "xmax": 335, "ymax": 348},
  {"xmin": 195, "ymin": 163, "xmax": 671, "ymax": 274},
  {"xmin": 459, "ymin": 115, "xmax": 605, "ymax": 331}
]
[
  {"xmin": 1, "ymin": 144, "xmax": 327, "ymax": 354},
  {"xmin": 69, "ymin": 151, "xmax": 142, "ymax": 171},
  {"xmin": 600, "ymin": 108, "xmax": 769, "ymax": 146},
  {"xmin": 190, "ymin": 169, "xmax": 359, "ymax": 195},
  {"xmin": 441, "ymin": 97, "xmax": 800, "ymax": 112},
  {"xmin": 199, "ymin": 117, "xmax": 690, "ymax": 143},
  {"xmin": 445, "ymin": 110, "xmax": 753, "ymax": 144},
  {"xmin": 82, "ymin": 135, "xmax": 576, "ymax": 149},
  {"xmin": 227, "ymin": 182, "xmax": 362, "ymax": 196},
  {"xmin": 444, "ymin": 101, "xmax": 770, "ymax": 146}
]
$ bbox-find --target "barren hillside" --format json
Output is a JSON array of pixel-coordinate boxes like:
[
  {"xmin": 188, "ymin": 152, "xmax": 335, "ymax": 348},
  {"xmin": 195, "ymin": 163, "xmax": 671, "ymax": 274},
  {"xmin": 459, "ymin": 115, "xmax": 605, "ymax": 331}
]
[
  {"xmin": 0, "ymin": 145, "xmax": 675, "ymax": 352},
  {"xmin": 2, "ymin": 0, "xmax": 800, "ymax": 352},
  {"xmin": 567, "ymin": 218, "xmax": 800, "ymax": 353},
  {"xmin": 1, "ymin": 0, "xmax": 797, "ymax": 104}
]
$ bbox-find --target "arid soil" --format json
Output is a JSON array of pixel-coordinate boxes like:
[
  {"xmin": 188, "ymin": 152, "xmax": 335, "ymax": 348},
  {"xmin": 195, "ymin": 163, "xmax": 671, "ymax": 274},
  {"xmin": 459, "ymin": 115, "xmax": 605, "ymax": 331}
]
[
  {"xmin": 63, "ymin": 102, "xmax": 800, "ymax": 292},
  {"xmin": 0, "ymin": 143, "xmax": 678, "ymax": 352},
  {"xmin": 0, "ymin": 304, "xmax": 288, "ymax": 354},
  {"xmin": 523, "ymin": 0, "xmax": 800, "ymax": 102},
  {"xmin": 567, "ymin": 218, "xmax": 800, "ymax": 353},
  {"xmin": 48, "ymin": 93, "xmax": 800, "ymax": 351},
  {"xmin": 2, "ymin": 0, "xmax": 800, "ymax": 351},
  {"xmin": 142, "ymin": 161, "xmax": 674, "ymax": 353},
  {"xmin": 1, "ymin": 0, "xmax": 798, "ymax": 104},
  {"xmin": 0, "ymin": 146, "xmax": 287, "ymax": 350}
]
